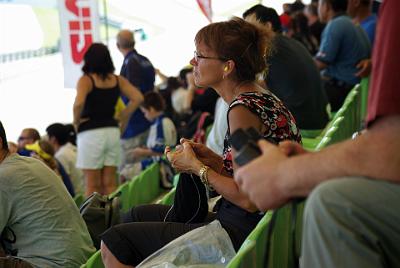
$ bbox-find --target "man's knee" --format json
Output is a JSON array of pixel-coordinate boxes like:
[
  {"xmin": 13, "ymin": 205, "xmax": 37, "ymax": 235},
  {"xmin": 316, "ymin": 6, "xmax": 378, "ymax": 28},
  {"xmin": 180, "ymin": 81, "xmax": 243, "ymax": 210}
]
[{"xmin": 305, "ymin": 178, "xmax": 365, "ymax": 222}]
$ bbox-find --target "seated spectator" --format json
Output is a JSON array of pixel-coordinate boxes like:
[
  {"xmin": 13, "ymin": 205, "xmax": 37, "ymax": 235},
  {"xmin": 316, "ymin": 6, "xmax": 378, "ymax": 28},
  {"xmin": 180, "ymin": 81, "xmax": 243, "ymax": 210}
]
[
  {"xmin": 100, "ymin": 17, "xmax": 301, "ymax": 267},
  {"xmin": 65, "ymin": 123, "xmax": 78, "ymax": 145},
  {"xmin": 315, "ymin": 0, "xmax": 370, "ymax": 111},
  {"xmin": 243, "ymin": 5, "xmax": 330, "ymax": 130},
  {"xmin": 157, "ymin": 75, "xmax": 188, "ymax": 122},
  {"xmin": 26, "ymin": 140, "xmax": 76, "ymax": 197},
  {"xmin": 16, "ymin": 128, "xmax": 40, "ymax": 156},
  {"xmin": 206, "ymin": 97, "xmax": 228, "ymax": 155},
  {"xmin": 0, "ymin": 121, "xmax": 95, "ymax": 267},
  {"xmin": 291, "ymin": 0, "xmax": 306, "ymax": 13},
  {"xmin": 234, "ymin": 1, "xmax": 400, "ymax": 266},
  {"xmin": 304, "ymin": 3, "xmax": 325, "ymax": 45},
  {"xmin": 170, "ymin": 76, "xmax": 190, "ymax": 116},
  {"xmin": 120, "ymin": 91, "xmax": 177, "ymax": 182},
  {"xmin": 185, "ymin": 72, "xmax": 219, "ymax": 117},
  {"xmin": 288, "ymin": 11, "xmax": 319, "ymax": 55},
  {"xmin": 176, "ymin": 70, "xmax": 217, "ymax": 140},
  {"xmin": 347, "ymin": 0, "xmax": 377, "ymax": 46},
  {"xmin": 280, "ymin": 3, "xmax": 292, "ymax": 33},
  {"xmin": 46, "ymin": 123, "xmax": 85, "ymax": 195},
  {"xmin": 7, "ymin": 141, "xmax": 17, "ymax": 154}
]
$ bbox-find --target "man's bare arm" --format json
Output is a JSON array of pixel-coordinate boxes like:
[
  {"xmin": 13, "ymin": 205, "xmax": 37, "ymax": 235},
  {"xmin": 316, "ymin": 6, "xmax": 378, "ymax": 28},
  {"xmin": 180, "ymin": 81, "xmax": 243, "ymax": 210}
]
[{"xmin": 235, "ymin": 115, "xmax": 400, "ymax": 210}]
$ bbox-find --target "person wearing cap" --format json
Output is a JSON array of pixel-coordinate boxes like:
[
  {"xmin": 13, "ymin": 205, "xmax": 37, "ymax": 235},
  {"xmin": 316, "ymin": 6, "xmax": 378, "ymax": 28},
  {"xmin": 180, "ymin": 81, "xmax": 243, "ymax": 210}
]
[
  {"xmin": 0, "ymin": 121, "xmax": 95, "ymax": 267},
  {"xmin": 26, "ymin": 140, "xmax": 75, "ymax": 197},
  {"xmin": 46, "ymin": 123, "xmax": 84, "ymax": 195}
]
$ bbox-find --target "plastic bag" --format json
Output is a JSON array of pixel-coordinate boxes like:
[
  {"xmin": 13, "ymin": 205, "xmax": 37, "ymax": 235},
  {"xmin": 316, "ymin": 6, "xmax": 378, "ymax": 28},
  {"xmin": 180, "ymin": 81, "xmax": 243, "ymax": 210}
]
[{"xmin": 137, "ymin": 220, "xmax": 236, "ymax": 268}]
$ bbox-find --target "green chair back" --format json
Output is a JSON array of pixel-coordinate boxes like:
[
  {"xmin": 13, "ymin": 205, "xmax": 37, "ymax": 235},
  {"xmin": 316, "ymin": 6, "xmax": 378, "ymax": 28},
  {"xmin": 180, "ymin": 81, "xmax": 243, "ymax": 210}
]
[
  {"xmin": 74, "ymin": 193, "xmax": 85, "ymax": 208},
  {"xmin": 360, "ymin": 77, "xmax": 370, "ymax": 120},
  {"xmin": 227, "ymin": 240, "xmax": 257, "ymax": 268},
  {"xmin": 80, "ymin": 250, "xmax": 104, "ymax": 268},
  {"xmin": 227, "ymin": 212, "xmax": 273, "ymax": 268},
  {"xmin": 157, "ymin": 187, "xmax": 176, "ymax": 205}
]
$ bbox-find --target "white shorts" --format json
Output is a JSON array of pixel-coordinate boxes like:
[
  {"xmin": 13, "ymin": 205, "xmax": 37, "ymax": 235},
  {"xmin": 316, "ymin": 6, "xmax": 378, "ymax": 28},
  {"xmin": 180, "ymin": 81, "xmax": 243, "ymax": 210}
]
[{"xmin": 76, "ymin": 127, "xmax": 121, "ymax": 169}]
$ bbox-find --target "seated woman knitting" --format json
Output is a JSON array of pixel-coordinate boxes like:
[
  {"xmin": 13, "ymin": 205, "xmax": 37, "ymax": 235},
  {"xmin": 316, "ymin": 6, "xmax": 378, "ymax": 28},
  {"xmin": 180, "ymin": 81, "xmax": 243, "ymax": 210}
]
[{"xmin": 100, "ymin": 17, "xmax": 301, "ymax": 267}]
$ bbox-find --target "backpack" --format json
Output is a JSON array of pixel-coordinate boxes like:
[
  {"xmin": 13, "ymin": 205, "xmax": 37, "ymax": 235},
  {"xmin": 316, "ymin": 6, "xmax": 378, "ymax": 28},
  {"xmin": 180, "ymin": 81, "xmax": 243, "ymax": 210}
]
[
  {"xmin": 192, "ymin": 112, "xmax": 213, "ymax": 144},
  {"xmin": 79, "ymin": 192, "xmax": 121, "ymax": 249}
]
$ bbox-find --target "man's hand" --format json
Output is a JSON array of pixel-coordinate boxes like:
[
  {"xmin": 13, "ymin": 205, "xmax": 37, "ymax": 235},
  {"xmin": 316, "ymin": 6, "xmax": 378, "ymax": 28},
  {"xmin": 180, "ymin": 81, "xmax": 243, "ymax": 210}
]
[
  {"xmin": 235, "ymin": 140, "xmax": 292, "ymax": 211},
  {"xmin": 279, "ymin": 140, "xmax": 308, "ymax": 156},
  {"xmin": 355, "ymin": 59, "xmax": 372, "ymax": 77}
]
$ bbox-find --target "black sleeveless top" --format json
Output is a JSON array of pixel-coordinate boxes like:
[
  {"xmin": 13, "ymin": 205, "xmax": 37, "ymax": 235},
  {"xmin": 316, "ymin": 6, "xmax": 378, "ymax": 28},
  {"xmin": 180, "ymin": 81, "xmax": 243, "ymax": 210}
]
[{"xmin": 78, "ymin": 75, "xmax": 121, "ymax": 133}]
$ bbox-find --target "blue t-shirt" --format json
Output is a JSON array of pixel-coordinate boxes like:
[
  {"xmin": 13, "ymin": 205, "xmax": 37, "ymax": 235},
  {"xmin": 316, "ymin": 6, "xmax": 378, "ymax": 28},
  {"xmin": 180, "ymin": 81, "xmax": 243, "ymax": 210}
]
[
  {"xmin": 316, "ymin": 15, "xmax": 370, "ymax": 85},
  {"xmin": 120, "ymin": 50, "xmax": 155, "ymax": 139},
  {"xmin": 361, "ymin": 14, "xmax": 377, "ymax": 46}
]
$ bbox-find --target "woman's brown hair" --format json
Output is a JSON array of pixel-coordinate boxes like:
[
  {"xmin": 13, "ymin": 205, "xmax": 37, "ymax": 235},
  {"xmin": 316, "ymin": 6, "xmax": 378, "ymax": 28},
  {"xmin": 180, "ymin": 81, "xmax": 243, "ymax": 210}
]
[{"xmin": 195, "ymin": 17, "xmax": 273, "ymax": 82}]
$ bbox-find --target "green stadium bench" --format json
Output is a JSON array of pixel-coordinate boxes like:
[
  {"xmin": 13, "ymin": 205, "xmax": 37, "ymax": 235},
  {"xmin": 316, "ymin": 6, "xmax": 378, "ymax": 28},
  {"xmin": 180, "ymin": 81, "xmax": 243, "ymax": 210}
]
[
  {"xmin": 360, "ymin": 77, "xmax": 370, "ymax": 121},
  {"xmin": 109, "ymin": 162, "xmax": 163, "ymax": 212},
  {"xmin": 111, "ymin": 181, "xmax": 131, "ymax": 213},
  {"xmin": 227, "ymin": 240, "xmax": 257, "ymax": 268},
  {"xmin": 227, "ymin": 212, "xmax": 273, "ymax": 268},
  {"xmin": 74, "ymin": 193, "xmax": 85, "ymax": 208},
  {"xmin": 80, "ymin": 250, "xmax": 104, "ymax": 268},
  {"xmin": 156, "ymin": 187, "xmax": 176, "ymax": 205}
]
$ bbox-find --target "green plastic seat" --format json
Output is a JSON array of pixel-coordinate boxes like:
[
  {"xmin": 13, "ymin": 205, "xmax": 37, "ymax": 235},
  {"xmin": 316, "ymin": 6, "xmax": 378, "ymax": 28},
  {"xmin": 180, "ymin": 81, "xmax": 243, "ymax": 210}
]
[
  {"xmin": 156, "ymin": 187, "xmax": 176, "ymax": 205},
  {"xmin": 300, "ymin": 128, "xmax": 323, "ymax": 139},
  {"xmin": 360, "ymin": 77, "xmax": 370, "ymax": 120},
  {"xmin": 315, "ymin": 136, "xmax": 331, "ymax": 151},
  {"xmin": 136, "ymin": 162, "xmax": 162, "ymax": 204},
  {"xmin": 80, "ymin": 250, "xmax": 104, "ymax": 268},
  {"xmin": 173, "ymin": 173, "xmax": 180, "ymax": 187},
  {"xmin": 111, "ymin": 181, "xmax": 131, "ymax": 213},
  {"xmin": 227, "ymin": 240, "xmax": 256, "ymax": 268},
  {"xmin": 266, "ymin": 201, "xmax": 305, "ymax": 268},
  {"xmin": 302, "ymin": 137, "xmax": 322, "ymax": 151},
  {"xmin": 227, "ymin": 212, "xmax": 273, "ymax": 268},
  {"xmin": 74, "ymin": 193, "xmax": 85, "ymax": 208}
]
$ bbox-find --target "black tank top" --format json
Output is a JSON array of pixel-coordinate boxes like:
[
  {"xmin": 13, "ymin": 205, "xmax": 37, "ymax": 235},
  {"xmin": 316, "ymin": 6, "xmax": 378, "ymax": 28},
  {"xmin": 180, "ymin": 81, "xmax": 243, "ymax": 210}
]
[{"xmin": 78, "ymin": 75, "xmax": 120, "ymax": 133}]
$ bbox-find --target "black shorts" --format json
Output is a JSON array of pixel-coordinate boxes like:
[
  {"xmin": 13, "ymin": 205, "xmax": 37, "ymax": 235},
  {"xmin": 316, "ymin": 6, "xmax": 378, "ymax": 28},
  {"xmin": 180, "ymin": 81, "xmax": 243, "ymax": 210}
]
[
  {"xmin": 101, "ymin": 204, "xmax": 216, "ymax": 266},
  {"xmin": 323, "ymin": 79, "xmax": 355, "ymax": 112}
]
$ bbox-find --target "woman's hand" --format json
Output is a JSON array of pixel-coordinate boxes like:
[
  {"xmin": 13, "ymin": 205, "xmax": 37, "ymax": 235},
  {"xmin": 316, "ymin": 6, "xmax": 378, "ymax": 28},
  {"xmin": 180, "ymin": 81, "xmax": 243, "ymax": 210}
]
[
  {"xmin": 179, "ymin": 138, "xmax": 224, "ymax": 172},
  {"xmin": 165, "ymin": 142, "xmax": 203, "ymax": 175}
]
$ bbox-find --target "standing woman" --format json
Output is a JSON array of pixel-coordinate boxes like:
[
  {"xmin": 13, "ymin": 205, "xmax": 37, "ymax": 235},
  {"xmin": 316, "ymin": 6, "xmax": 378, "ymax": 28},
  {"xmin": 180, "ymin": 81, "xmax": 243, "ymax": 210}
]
[
  {"xmin": 73, "ymin": 43, "xmax": 144, "ymax": 197},
  {"xmin": 101, "ymin": 18, "xmax": 301, "ymax": 267}
]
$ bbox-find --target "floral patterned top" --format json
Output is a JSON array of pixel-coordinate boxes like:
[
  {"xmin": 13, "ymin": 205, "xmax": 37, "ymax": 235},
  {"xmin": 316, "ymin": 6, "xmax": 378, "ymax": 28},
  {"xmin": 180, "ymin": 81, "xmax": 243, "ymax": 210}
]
[{"xmin": 222, "ymin": 91, "xmax": 301, "ymax": 175}]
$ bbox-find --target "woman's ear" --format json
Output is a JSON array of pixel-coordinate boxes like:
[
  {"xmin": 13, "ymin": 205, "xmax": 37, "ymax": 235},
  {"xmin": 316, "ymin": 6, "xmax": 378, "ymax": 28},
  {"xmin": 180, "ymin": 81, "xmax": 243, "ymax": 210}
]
[{"xmin": 223, "ymin": 60, "xmax": 235, "ymax": 74}]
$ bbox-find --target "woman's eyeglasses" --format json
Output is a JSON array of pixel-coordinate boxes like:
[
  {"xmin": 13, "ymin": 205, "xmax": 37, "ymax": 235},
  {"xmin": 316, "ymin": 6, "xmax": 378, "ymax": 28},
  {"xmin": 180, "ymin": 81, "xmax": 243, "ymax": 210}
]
[{"xmin": 193, "ymin": 51, "xmax": 228, "ymax": 62}]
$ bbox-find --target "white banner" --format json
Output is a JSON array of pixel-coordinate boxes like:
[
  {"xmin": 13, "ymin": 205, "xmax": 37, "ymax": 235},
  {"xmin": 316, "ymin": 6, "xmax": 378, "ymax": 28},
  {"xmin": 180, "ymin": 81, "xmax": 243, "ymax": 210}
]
[{"xmin": 58, "ymin": 0, "xmax": 100, "ymax": 88}]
